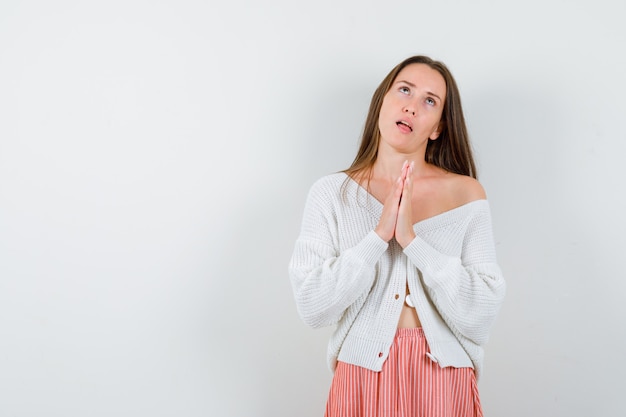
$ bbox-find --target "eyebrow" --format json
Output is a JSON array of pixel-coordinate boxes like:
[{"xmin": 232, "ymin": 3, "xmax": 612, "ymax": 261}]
[{"xmin": 395, "ymin": 80, "xmax": 442, "ymax": 101}]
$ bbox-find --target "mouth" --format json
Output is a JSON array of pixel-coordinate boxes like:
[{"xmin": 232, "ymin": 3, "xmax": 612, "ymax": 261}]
[{"xmin": 396, "ymin": 120, "xmax": 413, "ymax": 132}]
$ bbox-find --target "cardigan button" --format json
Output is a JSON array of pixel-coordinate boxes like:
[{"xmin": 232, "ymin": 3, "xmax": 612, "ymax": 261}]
[
  {"xmin": 394, "ymin": 294, "xmax": 399, "ymax": 300},
  {"xmin": 378, "ymin": 352, "xmax": 383, "ymax": 358}
]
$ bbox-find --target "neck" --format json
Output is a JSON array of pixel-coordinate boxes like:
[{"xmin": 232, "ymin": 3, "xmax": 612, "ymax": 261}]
[{"xmin": 372, "ymin": 147, "xmax": 428, "ymax": 182}]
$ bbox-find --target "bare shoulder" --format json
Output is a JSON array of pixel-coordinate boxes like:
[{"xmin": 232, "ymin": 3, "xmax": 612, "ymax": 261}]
[
  {"xmin": 411, "ymin": 168, "xmax": 486, "ymax": 222},
  {"xmin": 446, "ymin": 173, "xmax": 486, "ymax": 204}
]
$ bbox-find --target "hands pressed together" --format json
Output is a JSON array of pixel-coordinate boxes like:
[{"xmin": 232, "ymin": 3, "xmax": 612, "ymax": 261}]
[{"xmin": 374, "ymin": 160, "xmax": 417, "ymax": 248}]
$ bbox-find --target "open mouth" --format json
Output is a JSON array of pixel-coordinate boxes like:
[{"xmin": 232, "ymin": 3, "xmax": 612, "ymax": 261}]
[{"xmin": 396, "ymin": 120, "xmax": 413, "ymax": 131}]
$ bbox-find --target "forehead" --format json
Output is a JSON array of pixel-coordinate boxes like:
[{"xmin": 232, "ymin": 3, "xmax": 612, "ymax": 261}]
[{"xmin": 393, "ymin": 64, "xmax": 446, "ymax": 96}]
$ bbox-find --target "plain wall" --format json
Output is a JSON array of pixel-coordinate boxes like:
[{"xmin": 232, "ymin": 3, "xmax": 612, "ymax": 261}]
[{"xmin": 1, "ymin": 1, "xmax": 625, "ymax": 416}]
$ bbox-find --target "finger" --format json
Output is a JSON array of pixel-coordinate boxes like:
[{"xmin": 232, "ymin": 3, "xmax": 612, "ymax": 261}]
[
  {"xmin": 376, "ymin": 175, "xmax": 403, "ymax": 241},
  {"xmin": 401, "ymin": 174, "xmax": 411, "ymax": 206},
  {"xmin": 395, "ymin": 174, "xmax": 405, "ymax": 206},
  {"xmin": 399, "ymin": 174, "xmax": 413, "ymax": 216},
  {"xmin": 401, "ymin": 160, "xmax": 410, "ymax": 180},
  {"xmin": 395, "ymin": 174, "xmax": 416, "ymax": 247}
]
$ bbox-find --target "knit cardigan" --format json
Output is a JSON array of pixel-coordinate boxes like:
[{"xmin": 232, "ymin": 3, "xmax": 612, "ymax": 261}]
[{"xmin": 288, "ymin": 173, "xmax": 506, "ymax": 380}]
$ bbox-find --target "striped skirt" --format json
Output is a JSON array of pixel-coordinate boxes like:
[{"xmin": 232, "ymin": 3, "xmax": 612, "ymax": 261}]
[{"xmin": 324, "ymin": 328, "xmax": 483, "ymax": 417}]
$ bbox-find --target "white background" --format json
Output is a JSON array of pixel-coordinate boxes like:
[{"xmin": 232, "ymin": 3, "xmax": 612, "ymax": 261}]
[{"xmin": 1, "ymin": 1, "xmax": 625, "ymax": 416}]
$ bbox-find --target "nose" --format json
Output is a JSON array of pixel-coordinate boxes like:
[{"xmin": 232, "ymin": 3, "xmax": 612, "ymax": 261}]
[{"xmin": 403, "ymin": 106, "xmax": 415, "ymax": 116}]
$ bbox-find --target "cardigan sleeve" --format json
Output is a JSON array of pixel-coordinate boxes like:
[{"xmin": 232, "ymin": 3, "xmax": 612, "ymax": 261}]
[
  {"xmin": 288, "ymin": 180, "xmax": 388, "ymax": 329},
  {"xmin": 403, "ymin": 204, "xmax": 506, "ymax": 346}
]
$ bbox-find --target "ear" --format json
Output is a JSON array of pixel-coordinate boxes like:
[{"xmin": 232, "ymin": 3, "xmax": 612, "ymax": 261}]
[{"xmin": 429, "ymin": 121, "xmax": 444, "ymax": 140}]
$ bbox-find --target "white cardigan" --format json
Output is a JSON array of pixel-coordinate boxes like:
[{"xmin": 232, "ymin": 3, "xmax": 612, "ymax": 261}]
[{"xmin": 288, "ymin": 173, "xmax": 506, "ymax": 380}]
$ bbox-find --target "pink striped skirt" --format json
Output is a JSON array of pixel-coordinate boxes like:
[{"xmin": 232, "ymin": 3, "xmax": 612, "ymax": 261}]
[{"xmin": 325, "ymin": 328, "xmax": 483, "ymax": 417}]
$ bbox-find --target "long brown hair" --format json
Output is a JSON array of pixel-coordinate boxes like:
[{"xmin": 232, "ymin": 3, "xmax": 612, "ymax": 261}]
[{"xmin": 344, "ymin": 55, "xmax": 477, "ymax": 182}]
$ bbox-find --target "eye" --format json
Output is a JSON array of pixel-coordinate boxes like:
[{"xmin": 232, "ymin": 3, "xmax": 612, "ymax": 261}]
[
  {"xmin": 425, "ymin": 97, "xmax": 436, "ymax": 106},
  {"xmin": 399, "ymin": 86, "xmax": 410, "ymax": 95}
]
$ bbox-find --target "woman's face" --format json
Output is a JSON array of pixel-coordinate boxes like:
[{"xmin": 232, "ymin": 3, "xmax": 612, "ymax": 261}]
[{"xmin": 378, "ymin": 63, "xmax": 446, "ymax": 153}]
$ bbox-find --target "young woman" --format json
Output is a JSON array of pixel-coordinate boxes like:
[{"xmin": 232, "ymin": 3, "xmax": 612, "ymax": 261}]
[{"xmin": 289, "ymin": 55, "xmax": 505, "ymax": 417}]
